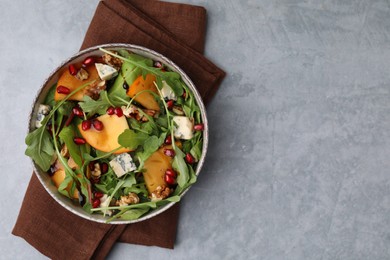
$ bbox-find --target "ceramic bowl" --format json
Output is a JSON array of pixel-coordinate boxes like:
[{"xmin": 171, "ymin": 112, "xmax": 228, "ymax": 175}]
[{"xmin": 28, "ymin": 43, "xmax": 208, "ymax": 224}]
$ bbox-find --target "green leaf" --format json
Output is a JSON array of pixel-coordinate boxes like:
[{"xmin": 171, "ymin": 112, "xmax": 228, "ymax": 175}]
[
  {"xmin": 44, "ymin": 84, "xmax": 57, "ymax": 108},
  {"xmin": 136, "ymin": 133, "xmax": 166, "ymax": 163},
  {"xmin": 109, "ymin": 62, "xmax": 140, "ymax": 101},
  {"xmin": 190, "ymin": 134, "xmax": 203, "ymax": 161},
  {"xmin": 118, "ymin": 129, "xmax": 149, "ymax": 150},
  {"xmin": 122, "ymin": 173, "xmax": 137, "ymax": 188},
  {"xmin": 119, "ymin": 208, "xmax": 149, "ymax": 220},
  {"xmin": 172, "ymin": 146, "xmax": 189, "ymax": 187},
  {"xmin": 57, "ymin": 101, "xmax": 73, "ymax": 116},
  {"xmin": 79, "ymin": 91, "xmax": 113, "ymax": 115},
  {"xmin": 57, "ymin": 174, "xmax": 73, "ymax": 198},
  {"xmin": 59, "ymin": 126, "xmax": 83, "ymax": 167},
  {"xmin": 25, "ymin": 126, "xmax": 54, "ymax": 171},
  {"xmin": 124, "ymin": 183, "xmax": 148, "ymax": 198}
]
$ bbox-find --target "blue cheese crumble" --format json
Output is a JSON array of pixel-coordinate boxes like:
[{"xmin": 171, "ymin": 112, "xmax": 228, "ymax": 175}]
[
  {"xmin": 35, "ymin": 104, "xmax": 51, "ymax": 128},
  {"xmin": 109, "ymin": 153, "xmax": 136, "ymax": 178}
]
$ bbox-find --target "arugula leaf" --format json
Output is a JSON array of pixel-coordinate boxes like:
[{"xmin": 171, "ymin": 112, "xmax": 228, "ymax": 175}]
[
  {"xmin": 118, "ymin": 129, "xmax": 149, "ymax": 150},
  {"xmin": 136, "ymin": 133, "xmax": 166, "ymax": 165},
  {"xmin": 109, "ymin": 62, "xmax": 140, "ymax": 101},
  {"xmin": 95, "ymin": 169, "xmax": 118, "ymax": 194},
  {"xmin": 122, "ymin": 173, "xmax": 137, "ymax": 188},
  {"xmin": 79, "ymin": 91, "xmax": 113, "ymax": 115},
  {"xmin": 44, "ymin": 84, "xmax": 56, "ymax": 108},
  {"xmin": 172, "ymin": 146, "xmax": 189, "ymax": 187},
  {"xmin": 59, "ymin": 126, "xmax": 83, "ymax": 167},
  {"xmin": 25, "ymin": 127, "xmax": 54, "ymax": 171},
  {"xmin": 57, "ymin": 101, "xmax": 73, "ymax": 116},
  {"xmin": 58, "ymin": 174, "xmax": 73, "ymax": 198},
  {"xmin": 119, "ymin": 208, "xmax": 149, "ymax": 220},
  {"xmin": 190, "ymin": 132, "xmax": 203, "ymax": 161},
  {"xmin": 124, "ymin": 183, "xmax": 148, "ymax": 198}
]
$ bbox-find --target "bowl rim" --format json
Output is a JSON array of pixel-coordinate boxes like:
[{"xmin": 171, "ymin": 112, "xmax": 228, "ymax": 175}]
[{"xmin": 28, "ymin": 43, "xmax": 208, "ymax": 224}]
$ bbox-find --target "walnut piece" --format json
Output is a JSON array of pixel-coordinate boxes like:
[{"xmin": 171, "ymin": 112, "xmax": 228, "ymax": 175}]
[
  {"xmin": 75, "ymin": 68, "xmax": 89, "ymax": 80},
  {"xmin": 150, "ymin": 185, "xmax": 171, "ymax": 202},
  {"xmin": 91, "ymin": 163, "xmax": 101, "ymax": 179},
  {"xmin": 102, "ymin": 52, "xmax": 123, "ymax": 71},
  {"xmin": 116, "ymin": 192, "xmax": 140, "ymax": 206},
  {"xmin": 83, "ymin": 80, "xmax": 106, "ymax": 100},
  {"xmin": 60, "ymin": 144, "xmax": 69, "ymax": 157}
]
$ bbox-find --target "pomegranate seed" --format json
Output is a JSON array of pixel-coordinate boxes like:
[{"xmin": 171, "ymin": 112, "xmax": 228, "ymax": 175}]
[
  {"xmin": 69, "ymin": 64, "xmax": 77, "ymax": 75},
  {"xmin": 153, "ymin": 61, "xmax": 163, "ymax": 68},
  {"xmin": 106, "ymin": 106, "xmax": 115, "ymax": 115},
  {"xmin": 123, "ymin": 82, "xmax": 129, "ymax": 90},
  {"xmin": 164, "ymin": 135, "xmax": 172, "ymax": 145},
  {"xmin": 164, "ymin": 148, "xmax": 175, "ymax": 157},
  {"xmin": 93, "ymin": 119, "xmax": 104, "ymax": 131},
  {"xmin": 91, "ymin": 178, "xmax": 100, "ymax": 184},
  {"xmin": 182, "ymin": 90, "xmax": 187, "ymax": 98},
  {"xmin": 166, "ymin": 100, "xmax": 174, "ymax": 109},
  {"xmin": 100, "ymin": 163, "xmax": 108, "ymax": 174},
  {"xmin": 185, "ymin": 153, "xmax": 195, "ymax": 164},
  {"xmin": 165, "ymin": 174, "xmax": 176, "ymax": 186},
  {"xmin": 92, "ymin": 198, "xmax": 101, "ymax": 208},
  {"xmin": 56, "ymin": 85, "xmax": 70, "ymax": 94},
  {"xmin": 94, "ymin": 191, "xmax": 104, "ymax": 199},
  {"xmin": 82, "ymin": 57, "xmax": 95, "ymax": 67},
  {"xmin": 89, "ymin": 161, "xmax": 95, "ymax": 171},
  {"xmin": 65, "ymin": 111, "xmax": 75, "ymax": 126},
  {"xmin": 165, "ymin": 169, "xmax": 177, "ymax": 178},
  {"xmin": 72, "ymin": 107, "xmax": 83, "ymax": 117},
  {"xmin": 81, "ymin": 120, "xmax": 91, "ymax": 131},
  {"xmin": 73, "ymin": 137, "xmax": 86, "ymax": 145},
  {"xmin": 194, "ymin": 124, "xmax": 204, "ymax": 131},
  {"xmin": 114, "ymin": 107, "xmax": 123, "ymax": 117}
]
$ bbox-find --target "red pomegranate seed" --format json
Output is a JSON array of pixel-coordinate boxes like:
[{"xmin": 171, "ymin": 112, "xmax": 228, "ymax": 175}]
[
  {"xmin": 72, "ymin": 107, "xmax": 83, "ymax": 117},
  {"xmin": 56, "ymin": 85, "xmax": 70, "ymax": 94},
  {"xmin": 194, "ymin": 124, "xmax": 204, "ymax": 131},
  {"xmin": 164, "ymin": 135, "xmax": 172, "ymax": 145},
  {"xmin": 165, "ymin": 169, "xmax": 177, "ymax": 178},
  {"xmin": 73, "ymin": 137, "xmax": 86, "ymax": 145},
  {"xmin": 166, "ymin": 100, "xmax": 174, "ymax": 109},
  {"xmin": 153, "ymin": 61, "xmax": 163, "ymax": 68},
  {"xmin": 69, "ymin": 64, "xmax": 77, "ymax": 75},
  {"xmin": 93, "ymin": 119, "xmax": 104, "ymax": 131},
  {"xmin": 114, "ymin": 107, "xmax": 123, "ymax": 117},
  {"xmin": 165, "ymin": 174, "xmax": 176, "ymax": 185},
  {"xmin": 65, "ymin": 111, "xmax": 75, "ymax": 126},
  {"xmin": 82, "ymin": 57, "xmax": 95, "ymax": 67},
  {"xmin": 89, "ymin": 161, "xmax": 95, "ymax": 171},
  {"xmin": 92, "ymin": 198, "xmax": 101, "ymax": 208},
  {"xmin": 81, "ymin": 120, "xmax": 91, "ymax": 131},
  {"xmin": 164, "ymin": 148, "xmax": 175, "ymax": 157},
  {"xmin": 91, "ymin": 178, "xmax": 100, "ymax": 184},
  {"xmin": 185, "ymin": 153, "xmax": 195, "ymax": 164},
  {"xmin": 106, "ymin": 106, "xmax": 115, "ymax": 115},
  {"xmin": 182, "ymin": 90, "xmax": 187, "ymax": 98},
  {"xmin": 100, "ymin": 163, "xmax": 108, "ymax": 174},
  {"xmin": 94, "ymin": 191, "xmax": 104, "ymax": 199}
]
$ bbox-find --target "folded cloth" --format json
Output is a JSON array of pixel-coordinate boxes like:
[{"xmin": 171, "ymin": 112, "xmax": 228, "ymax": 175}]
[{"xmin": 13, "ymin": 0, "xmax": 225, "ymax": 259}]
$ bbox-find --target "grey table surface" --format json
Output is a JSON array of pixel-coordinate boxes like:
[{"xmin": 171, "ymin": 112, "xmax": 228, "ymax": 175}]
[{"xmin": 1, "ymin": 0, "xmax": 390, "ymax": 259}]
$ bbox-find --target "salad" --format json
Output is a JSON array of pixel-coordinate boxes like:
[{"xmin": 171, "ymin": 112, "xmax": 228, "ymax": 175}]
[{"xmin": 25, "ymin": 48, "xmax": 204, "ymax": 222}]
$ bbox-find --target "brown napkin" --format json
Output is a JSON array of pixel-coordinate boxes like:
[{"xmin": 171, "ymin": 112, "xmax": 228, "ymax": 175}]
[{"xmin": 13, "ymin": 0, "xmax": 225, "ymax": 259}]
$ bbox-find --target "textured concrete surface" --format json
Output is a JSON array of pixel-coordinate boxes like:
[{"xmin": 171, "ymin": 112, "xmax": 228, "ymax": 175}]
[{"xmin": 1, "ymin": 0, "xmax": 390, "ymax": 259}]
